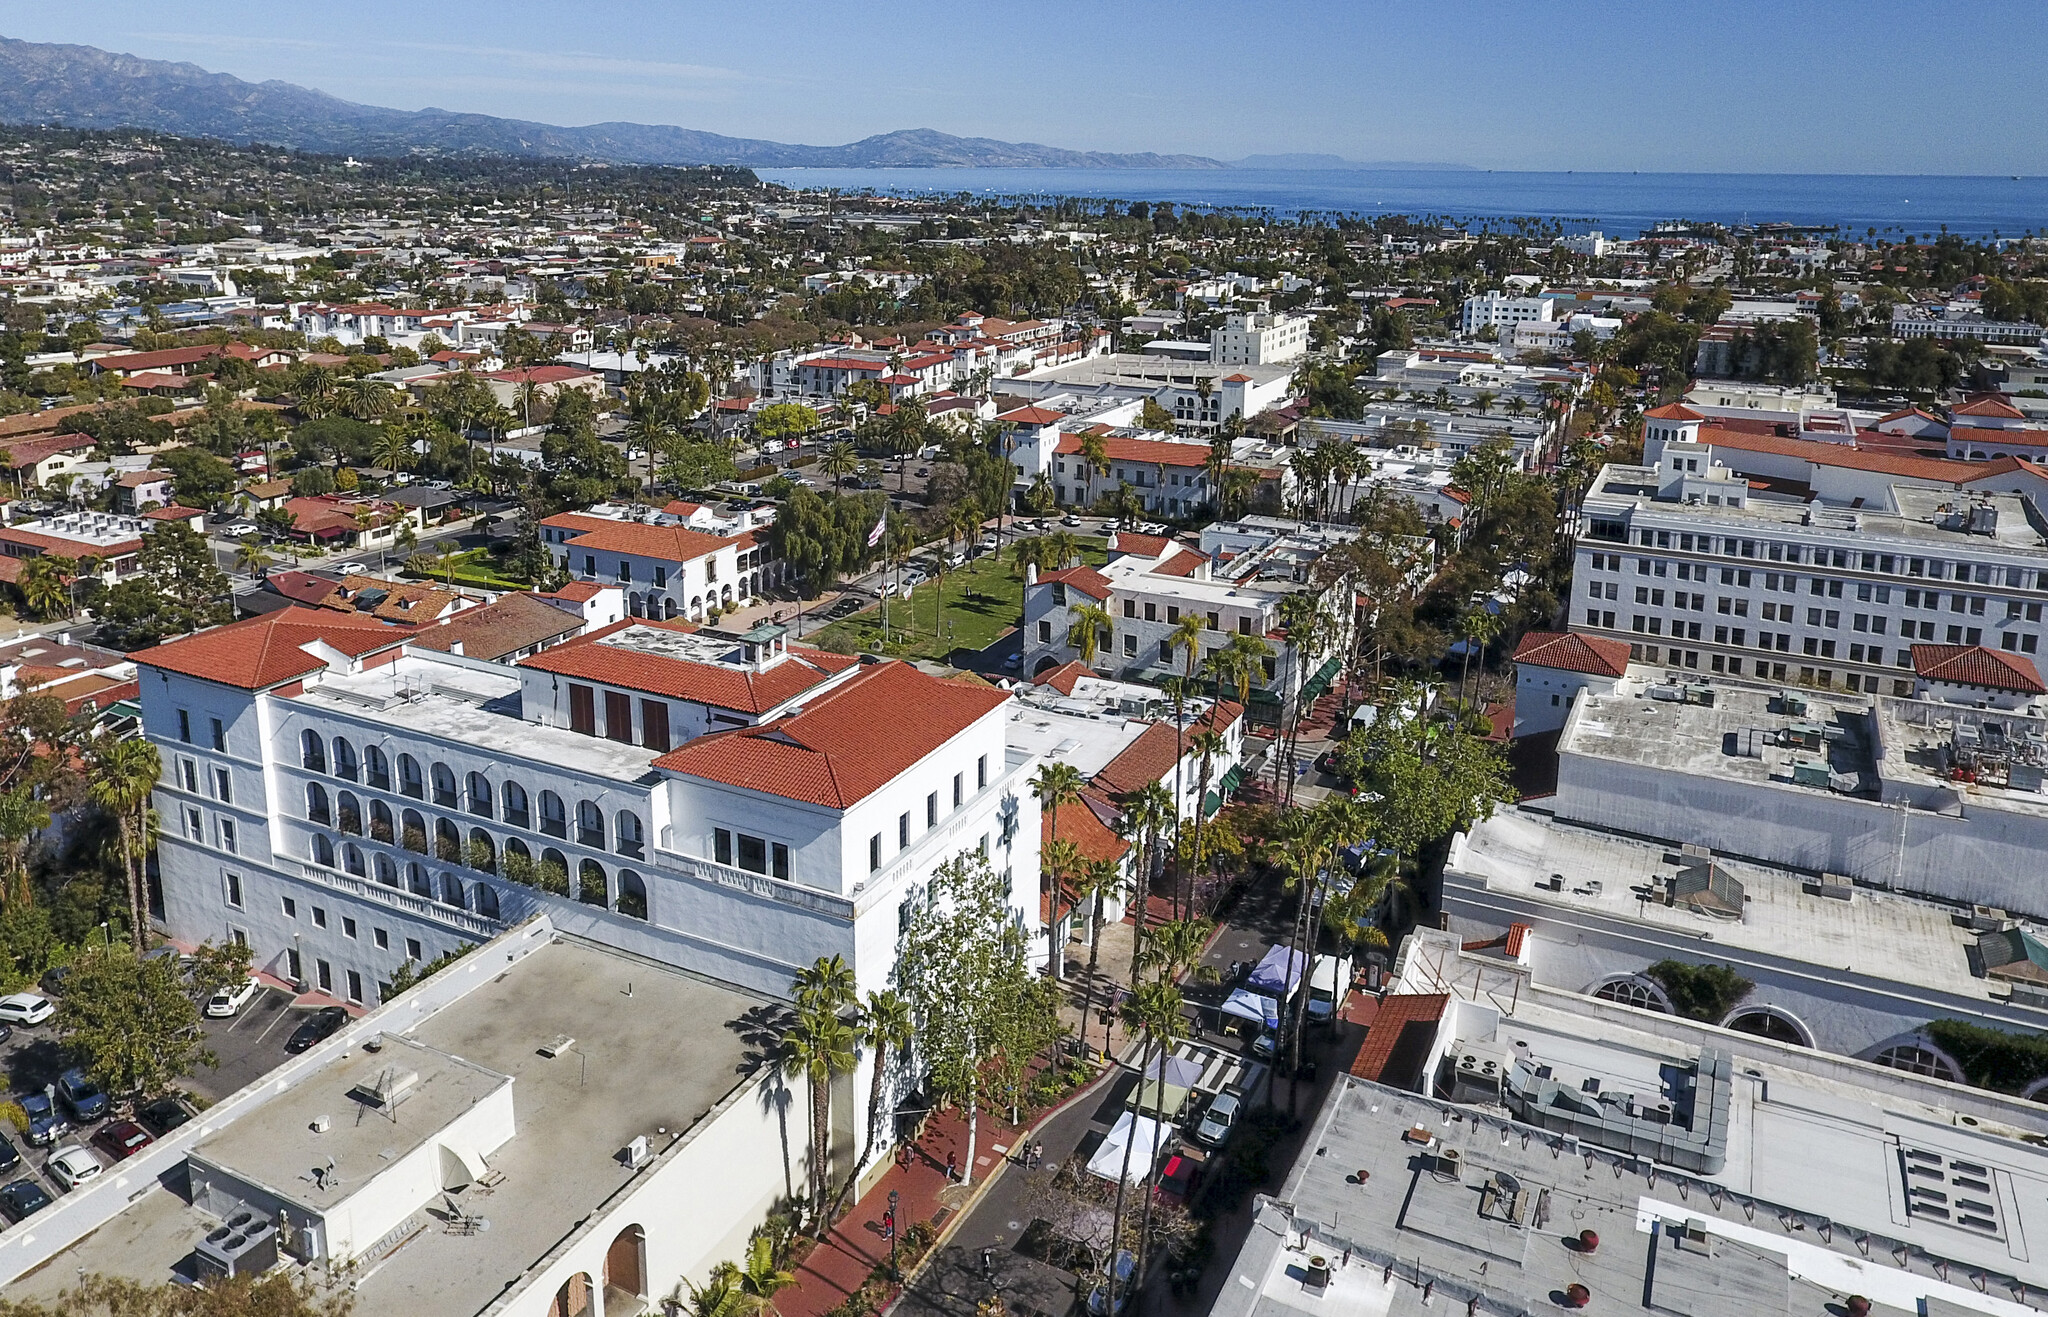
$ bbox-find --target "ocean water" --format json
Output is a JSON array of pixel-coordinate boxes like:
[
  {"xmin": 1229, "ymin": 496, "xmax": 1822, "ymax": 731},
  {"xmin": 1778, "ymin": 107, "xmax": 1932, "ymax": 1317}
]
[{"xmin": 754, "ymin": 167, "xmax": 2048, "ymax": 239}]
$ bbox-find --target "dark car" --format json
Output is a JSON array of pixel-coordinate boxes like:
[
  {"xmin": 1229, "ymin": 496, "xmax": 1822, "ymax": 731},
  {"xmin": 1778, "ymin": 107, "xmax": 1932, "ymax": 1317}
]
[
  {"xmin": 37, "ymin": 965, "xmax": 67, "ymax": 996},
  {"xmin": 57, "ymin": 1067, "xmax": 108, "ymax": 1123},
  {"xmin": 20, "ymin": 1093, "xmax": 68, "ymax": 1147},
  {"xmin": 0, "ymin": 1133, "xmax": 18, "ymax": 1175},
  {"xmin": 136, "ymin": 1095, "xmax": 194, "ymax": 1138},
  {"xmin": 286, "ymin": 1006, "xmax": 349, "ymax": 1053},
  {"xmin": 0, "ymin": 1177, "xmax": 52, "ymax": 1223},
  {"xmin": 92, "ymin": 1120, "xmax": 155, "ymax": 1162}
]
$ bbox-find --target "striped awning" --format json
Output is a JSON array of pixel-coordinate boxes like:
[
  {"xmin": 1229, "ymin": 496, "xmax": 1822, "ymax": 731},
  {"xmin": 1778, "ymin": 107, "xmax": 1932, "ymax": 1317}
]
[{"xmin": 1299, "ymin": 655, "xmax": 1342, "ymax": 702}]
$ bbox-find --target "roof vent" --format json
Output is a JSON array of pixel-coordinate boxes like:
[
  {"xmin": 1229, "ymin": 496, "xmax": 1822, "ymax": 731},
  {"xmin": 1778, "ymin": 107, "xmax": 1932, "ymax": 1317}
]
[
  {"xmin": 539, "ymin": 1034, "xmax": 575, "ymax": 1058},
  {"xmin": 351, "ymin": 1067, "xmax": 421, "ymax": 1110}
]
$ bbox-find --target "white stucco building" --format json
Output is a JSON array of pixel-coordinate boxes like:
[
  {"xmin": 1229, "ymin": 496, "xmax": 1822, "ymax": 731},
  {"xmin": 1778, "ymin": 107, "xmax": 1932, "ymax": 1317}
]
[{"xmin": 1209, "ymin": 310, "xmax": 1311, "ymax": 366}]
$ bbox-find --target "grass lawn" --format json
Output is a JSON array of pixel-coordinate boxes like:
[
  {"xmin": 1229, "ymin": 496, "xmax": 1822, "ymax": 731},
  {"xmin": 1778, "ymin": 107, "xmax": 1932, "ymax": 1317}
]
[
  {"xmin": 810, "ymin": 538, "xmax": 1107, "ymax": 663},
  {"xmin": 403, "ymin": 547, "xmax": 531, "ymax": 592}
]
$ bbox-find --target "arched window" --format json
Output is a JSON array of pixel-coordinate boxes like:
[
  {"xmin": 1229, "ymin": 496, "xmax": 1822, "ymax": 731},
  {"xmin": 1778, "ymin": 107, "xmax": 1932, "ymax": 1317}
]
[
  {"xmin": 398, "ymin": 754, "xmax": 424, "ymax": 799},
  {"xmin": 540, "ymin": 848, "xmax": 569, "ymax": 895},
  {"xmin": 577, "ymin": 800, "xmax": 605, "ymax": 849},
  {"xmin": 336, "ymin": 791, "xmax": 362, "ymax": 835},
  {"xmin": 306, "ymin": 782, "xmax": 331, "ymax": 825},
  {"xmin": 434, "ymin": 818, "xmax": 461, "ymax": 863},
  {"xmin": 1591, "ymin": 976, "xmax": 1669, "ymax": 1013},
  {"xmin": 1873, "ymin": 1043, "xmax": 1963, "ymax": 1082},
  {"xmin": 503, "ymin": 781, "xmax": 531, "ymax": 829},
  {"xmin": 467, "ymin": 771, "xmax": 493, "ymax": 818},
  {"xmin": 401, "ymin": 809, "xmax": 427, "ymax": 853},
  {"xmin": 431, "ymin": 762, "xmax": 458, "ymax": 808},
  {"xmin": 343, "ymin": 842, "xmax": 365, "ymax": 877},
  {"xmin": 332, "ymin": 737, "xmax": 359, "ymax": 782},
  {"xmin": 505, "ymin": 836, "xmax": 532, "ymax": 864},
  {"xmin": 311, "ymin": 834, "xmax": 334, "ymax": 867},
  {"xmin": 374, "ymin": 854, "xmax": 398, "ymax": 887},
  {"xmin": 408, "ymin": 862, "xmax": 431, "ymax": 896},
  {"xmin": 615, "ymin": 810, "xmax": 645, "ymax": 860},
  {"xmin": 474, "ymin": 884, "xmax": 502, "ymax": 920},
  {"xmin": 440, "ymin": 873, "xmax": 466, "ymax": 909},
  {"xmin": 616, "ymin": 870, "xmax": 648, "ymax": 920},
  {"xmin": 467, "ymin": 828, "xmax": 496, "ymax": 874},
  {"xmin": 578, "ymin": 859, "xmax": 608, "ymax": 907},
  {"xmin": 539, "ymin": 791, "xmax": 567, "ymax": 839},
  {"xmin": 301, "ymin": 730, "xmax": 327, "ymax": 773},
  {"xmin": 365, "ymin": 745, "xmax": 390, "ymax": 791},
  {"xmin": 370, "ymin": 800, "xmax": 394, "ymax": 844}
]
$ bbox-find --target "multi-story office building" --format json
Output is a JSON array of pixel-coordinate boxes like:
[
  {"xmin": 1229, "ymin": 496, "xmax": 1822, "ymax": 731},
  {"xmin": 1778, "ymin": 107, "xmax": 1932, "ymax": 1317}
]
[
  {"xmin": 541, "ymin": 502, "xmax": 783, "ymax": 622},
  {"xmin": 137, "ymin": 604, "xmax": 1043, "ymax": 1014},
  {"xmin": 1570, "ymin": 417, "xmax": 2048, "ymax": 693},
  {"xmin": 1209, "ymin": 310, "xmax": 1311, "ymax": 366},
  {"xmin": 1459, "ymin": 291, "xmax": 1554, "ymax": 335}
]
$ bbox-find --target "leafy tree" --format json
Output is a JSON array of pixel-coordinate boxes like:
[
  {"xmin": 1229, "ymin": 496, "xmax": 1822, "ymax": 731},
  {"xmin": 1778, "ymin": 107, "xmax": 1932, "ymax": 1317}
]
[
  {"xmin": 1139, "ymin": 397, "xmax": 1177, "ymax": 432},
  {"xmin": 58, "ymin": 945, "xmax": 208, "ymax": 1099},
  {"xmin": 157, "ymin": 446, "xmax": 238, "ymax": 508},
  {"xmin": 97, "ymin": 521, "xmax": 233, "ymax": 650},
  {"xmin": 0, "ymin": 784, "xmax": 50, "ymax": 909},
  {"xmin": 895, "ymin": 850, "xmax": 1048, "ymax": 1188},
  {"xmin": 88, "ymin": 737, "xmax": 161, "ymax": 952},
  {"xmin": 0, "ymin": 1272, "xmax": 353, "ymax": 1317},
  {"xmin": 17, "ymin": 555, "xmax": 72, "ymax": 621},
  {"xmin": 1644, "ymin": 960, "xmax": 1753, "ymax": 1023},
  {"xmin": 753, "ymin": 401, "xmax": 819, "ymax": 447},
  {"xmin": 189, "ymin": 938, "xmax": 254, "ymax": 1003}
]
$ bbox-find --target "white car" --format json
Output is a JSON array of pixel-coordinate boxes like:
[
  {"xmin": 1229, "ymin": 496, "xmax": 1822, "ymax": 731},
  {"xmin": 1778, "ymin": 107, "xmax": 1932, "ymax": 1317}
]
[
  {"xmin": 205, "ymin": 976, "xmax": 262, "ymax": 1019},
  {"xmin": 223, "ymin": 522, "xmax": 259, "ymax": 538},
  {"xmin": 0, "ymin": 993, "xmax": 54, "ymax": 1026},
  {"xmin": 48, "ymin": 1144, "xmax": 104, "ymax": 1191},
  {"xmin": 336, "ymin": 561, "xmax": 368, "ymax": 576},
  {"xmin": 1194, "ymin": 1091, "xmax": 1240, "ymax": 1148}
]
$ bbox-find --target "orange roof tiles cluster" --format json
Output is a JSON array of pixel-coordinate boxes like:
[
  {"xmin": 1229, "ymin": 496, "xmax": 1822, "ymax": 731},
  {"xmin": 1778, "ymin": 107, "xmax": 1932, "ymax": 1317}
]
[
  {"xmin": 133, "ymin": 607, "xmax": 403, "ymax": 690},
  {"xmin": 517, "ymin": 619, "xmax": 859, "ymax": 712},
  {"xmin": 1909, "ymin": 644, "xmax": 2047, "ymax": 695},
  {"xmin": 1511, "ymin": 630, "xmax": 1632, "ymax": 679},
  {"xmin": 1040, "ymin": 565, "xmax": 1112, "ymax": 600},
  {"xmin": 654, "ymin": 660, "xmax": 1009, "ymax": 808},
  {"xmin": 1054, "ymin": 433, "xmax": 1210, "ymax": 467},
  {"xmin": 547, "ymin": 518, "xmax": 737, "ymax": 563},
  {"xmin": 1348, "ymin": 992, "xmax": 1448, "ymax": 1087}
]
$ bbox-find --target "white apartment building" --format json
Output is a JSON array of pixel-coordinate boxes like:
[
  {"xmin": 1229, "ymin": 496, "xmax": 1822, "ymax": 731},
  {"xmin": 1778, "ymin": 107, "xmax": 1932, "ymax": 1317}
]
[
  {"xmin": 1209, "ymin": 310, "xmax": 1311, "ymax": 366},
  {"xmin": 1893, "ymin": 305, "xmax": 2048, "ymax": 346},
  {"xmin": 1570, "ymin": 426, "xmax": 2048, "ymax": 694},
  {"xmin": 1460, "ymin": 291, "xmax": 1555, "ymax": 335},
  {"xmin": 541, "ymin": 505, "xmax": 783, "ymax": 621},
  {"xmin": 1021, "ymin": 519, "xmax": 1359, "ymax": 710}
]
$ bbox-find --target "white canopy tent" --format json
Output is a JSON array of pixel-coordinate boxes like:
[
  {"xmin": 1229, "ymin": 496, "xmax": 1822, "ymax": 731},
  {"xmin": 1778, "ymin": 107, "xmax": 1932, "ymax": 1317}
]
[{"xmin": 1086, "ymin": 1110, "xmax": 1169, "ymax": 1184}]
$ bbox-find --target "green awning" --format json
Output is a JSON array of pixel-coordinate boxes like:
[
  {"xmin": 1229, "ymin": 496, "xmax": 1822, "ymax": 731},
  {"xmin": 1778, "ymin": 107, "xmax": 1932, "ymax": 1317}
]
[
  {"xmin": 1202, "ymin": 790, "xmax": 1221, "ymax": 818},
  {"xmin": 1250, "ymin": 687, "xmax": 1283, "ymax": 706},
  {"xmin": 1299, "ymin": 655, "xmax": 1342, "ymax": 702},
  {"xmin": 1219, "ymin": 765, "xmax": 1245, "ymax": 793}
]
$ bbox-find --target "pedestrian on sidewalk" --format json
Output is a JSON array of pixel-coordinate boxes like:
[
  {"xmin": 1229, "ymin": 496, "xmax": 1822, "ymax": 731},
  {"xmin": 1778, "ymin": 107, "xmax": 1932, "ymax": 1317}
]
[{"xmin": 946, "ymin": 1150, "xmax": 958, "ymax": 1182}]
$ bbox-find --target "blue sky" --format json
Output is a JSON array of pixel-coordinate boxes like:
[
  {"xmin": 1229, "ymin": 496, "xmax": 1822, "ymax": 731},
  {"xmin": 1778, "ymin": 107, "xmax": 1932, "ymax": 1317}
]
[{"xmin": 11, "ymin": 1, "xmax": 2048, "ymax": 173}]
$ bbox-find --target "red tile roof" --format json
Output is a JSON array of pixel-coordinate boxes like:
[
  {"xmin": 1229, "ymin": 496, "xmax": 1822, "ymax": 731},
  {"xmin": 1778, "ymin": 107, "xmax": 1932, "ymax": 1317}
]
[
  {"xmin": 1152, "ymin": 548, "xmax": 1206, "ymax": 578},
  {"xmin": 1698, "ymin": 424, "xmax": 1981, "ymax": 484},
  {"xmin": 1109, "ymin": 532, "xmax": 1172, "ymax": 559},
  {"xmin": 1092, "ymin": 702, "xmax": 1241, "ymax": 798},
  {"xmin": 1047, "ymin": 795, "xmax": 1130, "ymax": 866},
  {"xmin": 1512, "ymin": 630, "xmax": 1631, "ymax": 679},
  {"xmin": 481, "ymin": 365, "xmax": 602, "ymax": 386},
  {"xmin": 1954, "ymin": 395, "xmax": 2027, "ymax": 420},
  {"xmin": 517, "ymin": 618, "xmax": 859, "ymax": 711},
  {"xmin": 1910, "ymin": 644, "xmax": 2047, "ymax": 695},
  {"xmin": 409, "ymin": 592, "xmax": 582, "ymax": 661},
  {"xmin": 1348, "ymin": 992, "xmax": 1448, "ymax": 1088},
  {"xmin": 1054, "ymin": 434, "xmax": 1210, "ymax": 468},
  {"xmin": 552, "ymin": 519, "xmax": 737, "ymax": 563},
  {"xmin": 1033, "ymin": 659, "xmax": 1095, "ymax": 695},
  {"xmin": 1040, "ymin": 565, "xmax": 1112, "ymax": 600},
  {"xmin": 1644, "ymin": 402, "xmax": 1705, "ymax": 421},
  {"xmin": 996, "ymin": 405, "xmax": 1065, "ymax": 426},
  {"xmin": 133, "ymin": 607, "xmax": 402, "ymax": 690},
  {"xmin": 0, "ymin": 526, "xmax": 144, "ymax": 558},
  {"xmin": 654, "ymin": 660, "xmax": 1009, "ymax": 808},
  {"xmin": 1950, "ymin": 425, "xmax": 2048, "ymax": 450}
]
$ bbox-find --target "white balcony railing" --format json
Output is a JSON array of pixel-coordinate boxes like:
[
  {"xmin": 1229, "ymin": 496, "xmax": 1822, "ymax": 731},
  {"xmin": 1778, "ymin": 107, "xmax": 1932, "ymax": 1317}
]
[{"xmin": 296, "ymin": 862, "xmax": 504, "ymax": 939}]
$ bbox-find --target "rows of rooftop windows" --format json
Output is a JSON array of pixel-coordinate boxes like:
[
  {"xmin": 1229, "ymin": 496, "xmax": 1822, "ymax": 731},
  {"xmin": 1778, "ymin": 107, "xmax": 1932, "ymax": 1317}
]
[
  {"xmin": 1587, "ymin": 522, "xmax": 2048, "ymax": 590},
  {"xmin": 300, "ymin": 731, "xmax": 645, "ymax": 858}
]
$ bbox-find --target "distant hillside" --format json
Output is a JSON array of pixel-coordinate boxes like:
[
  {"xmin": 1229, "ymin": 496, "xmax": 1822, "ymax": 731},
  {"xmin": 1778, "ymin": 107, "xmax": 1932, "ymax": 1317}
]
[
  {"xmin": 1231, "ymin": 153, "xmax": 1477, "ymax": 171},
  {"xmin": 0, "ymin": 36, "xmax": 1225, "ymax": 169}
]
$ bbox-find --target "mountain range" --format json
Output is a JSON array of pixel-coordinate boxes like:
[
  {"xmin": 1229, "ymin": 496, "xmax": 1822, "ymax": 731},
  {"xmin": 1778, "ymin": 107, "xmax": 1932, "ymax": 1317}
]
[{"xmin": 0, "ymin": 36, "xmax": 1225, "ymax": 169}]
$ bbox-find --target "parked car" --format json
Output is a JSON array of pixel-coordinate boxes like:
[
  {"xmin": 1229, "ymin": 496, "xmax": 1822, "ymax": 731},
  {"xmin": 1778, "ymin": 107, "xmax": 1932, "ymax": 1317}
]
[
  {"xmin": 1250, "ymin": 1029, "xmax": 1277, "ymax": 1062},
  {"xmin": 223, "ymin": 521, "xmax": 259, "ymax": 538},
  {"xmin": 336, "ymin": 561, "xmax": 367, "ymax": 577},
  {"xmin": 48, "ymin": 1144, "xmax": 105, "ymax": 1191},
  {"xmin": 1061, "ymin": 513, "xmax": 1082, "ymax": 527},
  {"xmin": 914, "ymin": 466, "xmax": 931, "ymax": 478},
  {"xmin": 1193, "ymin": 1091, "xmax": 1240, "ymax": 1149},
  {"xmin": 0, "ymin": 1024, "xmax": 10, "ymax": 1047},
  {"xmin": 1087, "ymin": 1250, "xmax": 1138, "ymax": 1316},
  {"xmin": 205, "ymin": 976, "xmax": 262, "ymax": 1018},
  {"xmin": 0, "ymin": 1133, "xmax": 18, "ymax": 1175},
  {"xmin": 286, "ymin": 1005, "xmax": 350, "ymax": 1053},
  {"xmin": 92, "ymin": 1120, "xmax": 154, "ymax": 1163},
  {"xmin": 0, "ymin": 992, "xmax": 54, "ymax": 1026},
  {"xmin": 19, "ymin": 1093, "xmax": 68, "ymax": 1147},
  {"xmin": 57, "ymin": 1067, "xmax": 108, "ymax": 1123},
  {"xmin": 135, "ymin": 1095, "xmax": 194, "ymax": 1139},
  {"xmin": 0, "ymin": 1178, "xmax": 51, "ymax": 1223},
  {"xmin": 38, "ymin": 965, "xmax": 68, "ymax": 996}
]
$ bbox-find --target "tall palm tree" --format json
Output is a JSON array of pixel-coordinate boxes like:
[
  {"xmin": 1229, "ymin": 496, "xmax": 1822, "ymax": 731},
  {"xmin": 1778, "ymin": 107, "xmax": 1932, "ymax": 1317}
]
[
  {"xmin": 339, "ymin": 378, "xmax": 396, "ymax": 424},
  {"xmin": 1078, "ymin": 431, "xmax": 1111, "ymax": 505},
  {"xmin": 89, "ymin": 738, "xmax": 161, "ymax": 952},
  {"xmin": 19, "ymin": 555, "xmax": 73, "ymax": 621},
  {"xmin": 782, "ymin": 1002, "xmax": 856, "ymax": 1230},
  {"xmin": 1073, "ymin": 855, "xmax": 1125, "ymax": 1057},
  {"xmin": 1068, "ymin": 602, "xmax": 1114, "ymax": 668},
  {"xmin": 819, "ymin": 440, "xmax": 857, "ymax": 489},
  {"xmin": 1108, "ymin": 979, "xmax": 1183, "ymax": 1316},
  {"xmin": 843, "ymin": 988, "xmax": 913, "ymax": 1208},
  {"xmin": 1031, "ymin": 762, "xmax": 1085, "ymax": 977},
  {"xmin": 373, "ymin": 424, "xmax": 417, "ymax": 474},
  {"xmin": 1187, "ymin": 727, "xmax": 1227, "ymax": 875},
  {"xmin": 0, "ymin": 784, "xmax": 50, "ymax": 909},
  {"xmin": 794, "ymin": 953, "xmax": 857, "ymax": 1015},
  {"xmin": 1164, "ymin": 614, "xmax": 1207, "ymax": 910},
  {"xmin": 1141, "ymin": 917, "xmax": 1213, "ymax": 986},
  {"xmin": 1120, "ymin": 779, "xmax": 1173, "ymax": 994}
]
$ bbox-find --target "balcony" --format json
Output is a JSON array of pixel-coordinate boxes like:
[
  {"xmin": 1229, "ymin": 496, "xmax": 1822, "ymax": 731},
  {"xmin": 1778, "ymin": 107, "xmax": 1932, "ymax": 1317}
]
[
  {"xmin": 296, "ymin": 863, "xmax": 503, "ymax": 939},
  {"xmin": 651, "ymin": 848, "xmax": 854, "ymax": 921}
]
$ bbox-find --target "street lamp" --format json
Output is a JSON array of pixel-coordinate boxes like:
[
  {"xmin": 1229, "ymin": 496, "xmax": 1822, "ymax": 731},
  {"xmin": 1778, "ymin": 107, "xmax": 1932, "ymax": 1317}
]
[{"xmin": 886, "ymin": 1188, "xmax": 900, "ymax": 1280}]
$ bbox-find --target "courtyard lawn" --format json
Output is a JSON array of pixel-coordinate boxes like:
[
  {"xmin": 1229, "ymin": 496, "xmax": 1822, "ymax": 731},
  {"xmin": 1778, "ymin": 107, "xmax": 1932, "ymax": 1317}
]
[
  {"xmin": 403, "ymin": 546, "xmax": 532, "ymax": 592},
  {"xmin": 810, "ymin": 538, "xmax": 1107, "ymax": 664}
]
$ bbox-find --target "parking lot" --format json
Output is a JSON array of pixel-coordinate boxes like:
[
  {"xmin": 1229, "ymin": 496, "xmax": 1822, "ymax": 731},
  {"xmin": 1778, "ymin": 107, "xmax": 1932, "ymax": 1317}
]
[{"xmin": 1, "ymin": 981, "xmax": 326, "ymax": 1223}]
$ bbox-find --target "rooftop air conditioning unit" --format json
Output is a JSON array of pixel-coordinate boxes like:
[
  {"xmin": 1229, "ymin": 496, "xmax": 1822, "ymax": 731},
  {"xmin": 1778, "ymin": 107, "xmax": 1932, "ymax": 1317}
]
[{"xmin": 194, "ymin": 1211, "xmax": 279, "ymax": 1280}]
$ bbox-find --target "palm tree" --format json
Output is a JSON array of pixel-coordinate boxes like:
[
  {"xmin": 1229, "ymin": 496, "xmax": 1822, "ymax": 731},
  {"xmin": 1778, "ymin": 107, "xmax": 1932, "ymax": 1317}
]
[
  {"xmin": 1120, "ymin": 779, "xmax": 1173, "ymax": 995},
  {"xmin": 1141, "ymin": 917, "xmax": 1213, "ymax": 986},
  {"xmin": 1031, "ymin": 762, "xmax": 1085, "ymax": 977},
  {"xmin": 1187, "ymin": 727, "xmax": 1227, "ymax": 875},
  {"xmin": 89, "ymin": 738, "xmax": 161, "ymax": 952},
  {"xmin": 782, "ymin": 1001, "xmax": 856, "ymax": 1229},
  {"xmin": 1472, "ymin": 389, "xmax": 1497, "ymax": 417},
  {"xmin": 1068, "ymin": 601, "xmax": 1113, "ymax": 667},
  {"xmin": 1078, "ymin": 431, "xmax": 1111, "ymax": 505},
  {"xmin": 736, "ymin": 1234, "xmax": 797, "ymax": 1313},
  {"xmin": 0, "ymin": 784, "xmax": 49, "ymax": 909},
  {"xmin": 794, "ymin": 953, "xmax": 857, "ymax": 1016},
  {"xmin": 845, "ymin": 989, "xmax": 913, "ymax": 1206},
  {"xmin": 339, "ymin": 378, "xmax": 396, "ymax": 424},
  {"xmin": 819, "ymin": 440, "xmax": 857, "ymax": 489},
  {"xmin": 373, "ymin": 424, "xmax": 417, "ymax": 474},
  {"xmin": 1043, "ymin": 528, "xmax": 1081, "ymax": 571},
  {"xmin": 19, "ymin": 555, "xmax": 72, "ymax": 621},
  {"xmin": 1164, "ymin": 614, "xmax": 1207, "ymax": 911},
  {"xmin": 677, "ymin": 1263, "xmax": 764, "ymax": 1317},
  {"xmin": 1108, "ymin": 979, "xmax": 1183, "ymax": 1317},
  {"xmin": 232, "ymin": 535, "xmax": 271, "ymax": 578},
  {"xmin": 1073, "ymin": 855, "xmax": 1125, "ymax": 1058}
]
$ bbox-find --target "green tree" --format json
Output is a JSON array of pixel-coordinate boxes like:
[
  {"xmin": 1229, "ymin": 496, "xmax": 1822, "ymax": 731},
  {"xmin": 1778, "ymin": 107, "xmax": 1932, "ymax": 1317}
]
[
  {"xmin": 843, "ymin": 988, "xmax": 913, "ymax": 1208},
  {"xmin": 818, "ymin": 440, "xmax": 857, "ymax": 489},
  {"xmin": 1031, "ymin": 760, "xmax": 1085, "ymax": 975},
  {"xmin": 17, "ymin": 554, "xmax": 72, "ymax": 621},
  {"xmin": 0, "ymin": 784, "xmax": 50, "ymax": 909},
  {"xmin": 189, "ymin": 938, "xmax": 255, "ymax": 1003},
  {"xmin": 98, "ymin": 521, "xmax": 233, "ymax": 650},
  {"xmin": 158, "ymin": 446, "xmax": 240, "ymax": 508},
  {"xmin": 88, "ymin": 738, "xmax": 161, "ymax": 952},
  {"xmin": 58, "ymin": 944, "xmax": 209, "ymax": 1099},
  {"xmin": 1108, "ymin": 979, "xmax": 1182, "ymax": 1315},
  {"xmin": 753, "ymin": 401, "xmax": 820, "ymax": 448},
  {"xmin": 1067, "ymin": 601, "xmax": 1113, "ymax": 666},
  {"xmin": 782, "ymin": 981, "xmax": 856, "ymax": 1229}
]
